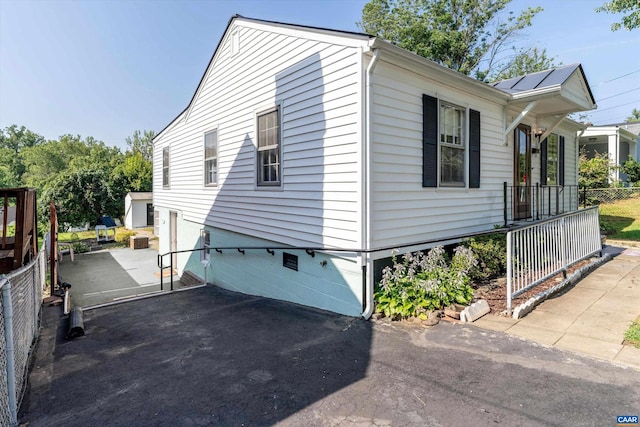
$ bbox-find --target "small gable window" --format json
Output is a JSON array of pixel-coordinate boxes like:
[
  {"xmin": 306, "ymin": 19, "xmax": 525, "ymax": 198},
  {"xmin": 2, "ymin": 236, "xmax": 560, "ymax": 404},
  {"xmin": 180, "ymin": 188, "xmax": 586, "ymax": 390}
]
[
  {"xmin": 422, "ymin": 94, "xmax": 480, "ymax": 188},
  {"xmin": 204, "ymin": 129, "xmax": 218, "ymax": 186},
  {"xmin": 162, "ymin": 146, "xmax": 170, "ymax": 189},
  {"xmin": 257, "ymin": 108, "xmax": 281, "ymax": 186}
]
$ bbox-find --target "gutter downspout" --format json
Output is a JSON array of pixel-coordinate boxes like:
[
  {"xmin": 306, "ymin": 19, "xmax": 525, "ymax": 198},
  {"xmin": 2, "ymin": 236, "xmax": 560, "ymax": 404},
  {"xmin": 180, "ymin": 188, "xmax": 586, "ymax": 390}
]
[
  {"xmin": 362, "ymin": 48, "xmax": 380, "ymax": 320},
  {"xmin": 2, "ymin": 278, "xmax": 18, "ymax": 426}
]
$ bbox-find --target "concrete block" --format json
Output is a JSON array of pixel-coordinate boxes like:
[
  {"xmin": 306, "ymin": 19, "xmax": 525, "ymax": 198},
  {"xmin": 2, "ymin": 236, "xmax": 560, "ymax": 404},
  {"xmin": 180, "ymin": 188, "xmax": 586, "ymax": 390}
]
[{"xmin": 460, "ymin": 300, "xmax": 490, "ymax": 323}]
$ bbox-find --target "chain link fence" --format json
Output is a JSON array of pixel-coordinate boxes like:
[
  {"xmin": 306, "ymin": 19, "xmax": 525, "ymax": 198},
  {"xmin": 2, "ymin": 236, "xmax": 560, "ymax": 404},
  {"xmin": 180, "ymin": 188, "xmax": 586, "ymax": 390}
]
[
  {"xmin": 582, "ymin": 187, "xmax": 640, "ymax": 216},
  {"xmin": 1, "ymin": 249, "xmax": 46, "ymax": 426}
]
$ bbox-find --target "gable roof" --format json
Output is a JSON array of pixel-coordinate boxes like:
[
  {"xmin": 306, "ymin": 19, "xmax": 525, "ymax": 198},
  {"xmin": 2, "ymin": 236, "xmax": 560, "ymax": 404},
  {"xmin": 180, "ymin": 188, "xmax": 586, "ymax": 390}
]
[
  {"xmin": 492, "ymin": 64, "xmax": 582, "ymax": 93},
  {"xmin": 153, "ymin": 15, "xmax": 372, "ymax": 142},
  {"xmin": 491, "ymin": 64, "xmax": 597, "ymax": 116},
  {"xmin": 153, "ymin": 16, "xmax": 596, "ymax": 142}
]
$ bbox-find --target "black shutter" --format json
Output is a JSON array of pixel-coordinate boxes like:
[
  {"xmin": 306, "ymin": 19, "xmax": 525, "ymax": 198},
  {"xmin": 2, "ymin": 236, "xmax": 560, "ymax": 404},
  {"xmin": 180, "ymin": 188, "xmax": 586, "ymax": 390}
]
[
  {"xmin": 469, "ymin": 109, "xmax": 481, "ymax": 188},
  {"xmin": 422, "ymin": 94, "xmax": 438, "ymax": 187},
  {"xmin": 540, "ymin": 138, "xmax": 548, "ymax": 186},
  {"xmin": 559, "ymin": 135, "xmax": 565, "ymax": 186}
]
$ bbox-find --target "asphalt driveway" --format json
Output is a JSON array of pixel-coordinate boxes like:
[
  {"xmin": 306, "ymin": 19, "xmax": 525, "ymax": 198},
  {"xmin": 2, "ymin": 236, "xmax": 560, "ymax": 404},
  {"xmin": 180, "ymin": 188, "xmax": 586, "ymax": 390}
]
[{"xmin": 20, "ymin": 286, "xmax": 640, "ymax": 426}]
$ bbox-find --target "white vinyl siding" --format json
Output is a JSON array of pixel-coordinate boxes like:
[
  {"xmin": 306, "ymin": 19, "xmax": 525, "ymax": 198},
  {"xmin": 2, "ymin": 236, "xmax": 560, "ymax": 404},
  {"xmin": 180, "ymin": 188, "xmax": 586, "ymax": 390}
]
[
  {"xmin": 152, "ymin": 23, "xmax": 364, "ymax": 248},
  {"xmin": 369, "ymin": 59, "xmax": 508, "ymax": 248}
]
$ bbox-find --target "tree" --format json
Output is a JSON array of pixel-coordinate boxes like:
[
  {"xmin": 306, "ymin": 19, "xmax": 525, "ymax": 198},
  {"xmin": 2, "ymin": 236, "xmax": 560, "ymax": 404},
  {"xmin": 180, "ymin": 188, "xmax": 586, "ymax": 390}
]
[
  {"xmin": 40, "ymin": 169, "xmax": 121, "ymax": 228},
  {"xmin": 579, "ymin": 148, "xmax": 612, "ymax": 189},
  {"xmin": 621, "ymin": 156, "xmax": 640, "ymax": 184},
  {"xmin": 596, "ymin": 0, "xmax": 640, "ymax": 31},
  {"xmin": 358, "ymin": 0, "xmax": 544, "ymax": 80},
  {"xmin": 125, "ymin": 130, "xmax": 155, "ymax": 162},
  {"xmin": 626, "ymin": 108, "xmax": 640, "ymax": 122},
  {"xmin": 490, "ymin": 47, "xmax": 558, "ymax": 81},
  {"xmin": 0, "ymin": 125, "xmax": 45, "ymax": 184},
  {"xmin": 112, "ymin": 152, "xmax": 153, "ymax": 193}
]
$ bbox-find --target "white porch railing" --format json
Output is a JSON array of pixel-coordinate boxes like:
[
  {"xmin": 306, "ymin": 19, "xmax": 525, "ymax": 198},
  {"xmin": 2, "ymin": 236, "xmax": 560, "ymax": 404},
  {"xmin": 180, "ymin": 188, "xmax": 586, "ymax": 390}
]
[{"xmin": 506, "ymin": 206, "xmax": 602, "ymax": 313}]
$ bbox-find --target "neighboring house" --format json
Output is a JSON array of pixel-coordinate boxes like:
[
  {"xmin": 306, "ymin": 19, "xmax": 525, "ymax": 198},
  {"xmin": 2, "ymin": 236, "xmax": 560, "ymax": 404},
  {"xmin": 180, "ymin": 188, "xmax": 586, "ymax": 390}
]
[
  {"xmin": 579, "ymin": 123, "xmax": 640, "ymax": 183},
  {"xmin": 124, "ymin": 192, "xmax": 154, "ymax": 230},
  {"xmin": 152, "ymin": 15, "xmax": 596, "ymax": 317}
]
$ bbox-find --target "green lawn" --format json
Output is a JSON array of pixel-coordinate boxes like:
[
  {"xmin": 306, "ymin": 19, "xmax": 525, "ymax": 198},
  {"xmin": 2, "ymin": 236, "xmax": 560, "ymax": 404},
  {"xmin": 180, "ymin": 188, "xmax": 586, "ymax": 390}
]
[
  {"xmin": 599, "ymin": 197, "xmax": 640, "ymax": 241},
  {"xmin": 625, "ymin": 318, "xmax": 640, "ymax": 349}
]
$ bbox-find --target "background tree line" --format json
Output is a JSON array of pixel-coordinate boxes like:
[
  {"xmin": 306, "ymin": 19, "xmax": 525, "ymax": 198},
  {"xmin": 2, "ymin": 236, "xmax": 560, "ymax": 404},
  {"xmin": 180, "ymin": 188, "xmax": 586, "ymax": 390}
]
[{"xmin": 0, "ymin": 124, "xmax": 153, "ymax": 229}]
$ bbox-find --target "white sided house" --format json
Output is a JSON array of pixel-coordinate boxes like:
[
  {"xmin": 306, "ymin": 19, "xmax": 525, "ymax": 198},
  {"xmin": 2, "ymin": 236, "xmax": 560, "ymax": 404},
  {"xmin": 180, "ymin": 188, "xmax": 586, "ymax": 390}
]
[
  {"xmin": 153, "ymin": 16, "xmax": 596, "ymax": 317},
  {"xmin": 578, "ymin": 124, "xmax": 639, "ymax": 183}
]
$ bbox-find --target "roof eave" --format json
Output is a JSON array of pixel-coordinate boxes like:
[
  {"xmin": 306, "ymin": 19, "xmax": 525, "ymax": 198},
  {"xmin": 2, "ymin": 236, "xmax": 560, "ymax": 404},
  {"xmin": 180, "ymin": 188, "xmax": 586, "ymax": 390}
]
[{"xmin": 367, "ymin": 38, "xmax": 511, "ymax": 103}]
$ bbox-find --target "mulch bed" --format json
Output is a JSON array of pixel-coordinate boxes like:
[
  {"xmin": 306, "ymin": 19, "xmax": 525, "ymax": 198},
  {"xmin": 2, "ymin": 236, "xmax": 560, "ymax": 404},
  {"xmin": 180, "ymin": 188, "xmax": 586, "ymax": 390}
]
[{"xmin": 472, "ymin": 259, "xmax": 592, "ymax": 316}]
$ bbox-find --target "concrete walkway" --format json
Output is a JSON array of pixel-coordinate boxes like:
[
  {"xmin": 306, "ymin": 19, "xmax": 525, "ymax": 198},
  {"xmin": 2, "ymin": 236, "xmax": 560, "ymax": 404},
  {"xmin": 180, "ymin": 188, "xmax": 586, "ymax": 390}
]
[
  {"xmin": 59, "ymin": 247, "xmax": 166, "ymax": 307},
  {"xmin": 474, "ymin": 245, "xmax": 640, "ymax": 370}
]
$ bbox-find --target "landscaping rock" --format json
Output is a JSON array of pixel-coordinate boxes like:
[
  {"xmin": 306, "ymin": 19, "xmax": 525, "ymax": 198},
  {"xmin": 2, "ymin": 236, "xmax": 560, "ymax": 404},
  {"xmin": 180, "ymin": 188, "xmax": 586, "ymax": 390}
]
[
  {"xmin": 460, "ymin": 300, "xmax": 490, "ymax": 323},
  {"xmin": 421, "ymin": 317, "xmax": 440, "ymax": 327}
]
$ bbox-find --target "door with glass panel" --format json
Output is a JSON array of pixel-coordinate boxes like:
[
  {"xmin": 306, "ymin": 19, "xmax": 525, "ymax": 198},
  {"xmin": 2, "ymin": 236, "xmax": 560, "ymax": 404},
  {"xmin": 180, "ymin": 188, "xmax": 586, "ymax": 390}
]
[{"xmin": 514, "ymin": 125, "xmax": 531, "ymax": 220}]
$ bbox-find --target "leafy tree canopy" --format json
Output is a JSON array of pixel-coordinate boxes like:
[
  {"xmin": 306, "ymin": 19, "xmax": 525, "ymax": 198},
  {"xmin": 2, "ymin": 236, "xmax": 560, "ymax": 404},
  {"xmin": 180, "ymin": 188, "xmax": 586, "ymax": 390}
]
[
  {"xmin": 596, "ymin": 0, "xmax": 640, "ymax": 31},
  {"xmin": 491, "ymin": 47, "xmax": 558, "ymax": 81},
  {"xmin": 626, "ymin": 108, "xmax": 640, "ymax": 122},
  {"xmin": 40, "ymin": 169, "xmax": 121, "ymax": 228},
  {"xmin": 2, "ymin": 125, "xmax": 155, "ymax": 227},
  {"xmin": 358, "ymin": 0, "xmax": 548, "ymax": 81},
  {"xmin": 622, "ymin": 156, "xmax": 640, "ymax": 184},
  {"xmin": 579, "ymin": 148, "xmax": 612, "ymax": 189},
  {"xmin": 126, "ymin": 129, "xmax": 155, "ymax": 162}
]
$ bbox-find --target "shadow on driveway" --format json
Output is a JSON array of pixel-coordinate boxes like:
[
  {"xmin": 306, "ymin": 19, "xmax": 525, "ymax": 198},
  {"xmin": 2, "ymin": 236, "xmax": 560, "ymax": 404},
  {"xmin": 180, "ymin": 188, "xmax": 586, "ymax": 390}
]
[
  {"xmin": 19, "ymin": 286, "xmax": 640, "ymax": 426},
  {"xmin": 20, "ymin": 286, "xmax": 372, "ymax": 426}
]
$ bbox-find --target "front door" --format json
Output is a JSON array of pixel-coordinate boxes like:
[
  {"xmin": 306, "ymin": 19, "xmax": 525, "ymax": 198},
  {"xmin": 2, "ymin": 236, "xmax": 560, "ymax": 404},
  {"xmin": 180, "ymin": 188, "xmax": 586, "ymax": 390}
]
[{"xmin": 514, "ymin": 125, "xmax": 531, "ymax": 219}]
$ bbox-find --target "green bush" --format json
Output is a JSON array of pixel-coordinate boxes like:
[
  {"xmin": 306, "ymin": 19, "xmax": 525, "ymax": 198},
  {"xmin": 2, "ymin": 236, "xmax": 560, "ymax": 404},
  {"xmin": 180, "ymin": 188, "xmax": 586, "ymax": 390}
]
[
  {"xmin": 71, "ymin": 241, "xmax": 90, "ymax": 253},
  {"xmin": 464, "ymin": 233, "xmax": 507, "ymax": 283},
  {"xmin": 115, "ymin": 230, "xmax": 136, "ymax": 244},
  {"xmin": 374, "ymin": 246, "xmax": 476, "ymax": 320},
  {"xmin": 599, "ymin": 220, "xmax": 617, "ymax": 235}
]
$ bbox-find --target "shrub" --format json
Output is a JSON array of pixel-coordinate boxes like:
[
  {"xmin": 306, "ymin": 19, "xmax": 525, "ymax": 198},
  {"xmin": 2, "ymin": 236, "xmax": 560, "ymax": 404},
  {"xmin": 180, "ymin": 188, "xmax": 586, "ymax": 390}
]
[
  {"xmin": 115, "ymin": 230, "xmax": 136, "ymax": 244},
  {"xmin": 375, "ymin": 246, "xmax": 477, "ymax": 320},
  {"xmin": 464, "ymin": 233, "xmax": 507, "ymax": 283},
  {"xmin": 599, "ymin": 220, "xmax": 617, "ymax": 235},
  {"xmin": 71, "ymin": 241, "xmax": 90, "ymax": 253}
]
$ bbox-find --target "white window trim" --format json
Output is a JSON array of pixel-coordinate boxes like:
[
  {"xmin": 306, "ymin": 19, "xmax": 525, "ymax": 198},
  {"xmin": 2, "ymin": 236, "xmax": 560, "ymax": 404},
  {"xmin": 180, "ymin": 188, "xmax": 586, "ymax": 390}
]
[
  {"xmin": 162, "ymin": 146, "xmax": 170, "ymax": 189},
  {"xmin": 200, "ymin": 229, "xmax": 210, "ymax": 262},
  {"xmin": 255, "ymin": 102, "xmax": 283, "ymax": 190},
  {"xmin": 204, "ymin": 129, "xmax": 218, "ymax": 187},
  {"xmin": 437, "ymin": 100, "xmax": 469, "ymax": 188}
]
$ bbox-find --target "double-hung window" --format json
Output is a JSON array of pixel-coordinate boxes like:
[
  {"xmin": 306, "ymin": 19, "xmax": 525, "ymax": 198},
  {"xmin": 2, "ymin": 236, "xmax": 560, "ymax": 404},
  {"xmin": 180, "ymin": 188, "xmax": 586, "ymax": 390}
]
[
  {"xmin": 422, "ymin": 94, "xmax": 480, "ymax": 188},
  {"xmin": 541, "ymin": 133, "xmax": 565, "ymax": 186},
  {"xmin": 204, "ymin": 130, "xmax": 218, "ymax": 186},
  {"xmin": 162, "ymin": 146, "xmax": 170, "ymax": 188},
  {"xmin": 439, "ymin": 102, "xmax": 466, "ymax": 186},
  {"xmin": 257, "ymin": 108, "xmax": 281, "ymax": 186}
]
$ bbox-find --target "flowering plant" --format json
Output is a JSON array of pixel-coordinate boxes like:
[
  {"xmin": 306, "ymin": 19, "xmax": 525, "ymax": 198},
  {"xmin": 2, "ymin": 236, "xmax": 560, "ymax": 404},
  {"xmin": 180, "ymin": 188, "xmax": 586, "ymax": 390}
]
[{"xmin": 375, "ymin": 246, "xmax": 477, "ymax": 320}]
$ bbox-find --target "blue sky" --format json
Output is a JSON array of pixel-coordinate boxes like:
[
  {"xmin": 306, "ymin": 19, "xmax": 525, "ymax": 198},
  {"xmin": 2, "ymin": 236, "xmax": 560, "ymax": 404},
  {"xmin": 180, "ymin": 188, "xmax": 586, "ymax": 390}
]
[{"xmin": 1, "ymin": 0, "xmax": 639, "ymax": 149}]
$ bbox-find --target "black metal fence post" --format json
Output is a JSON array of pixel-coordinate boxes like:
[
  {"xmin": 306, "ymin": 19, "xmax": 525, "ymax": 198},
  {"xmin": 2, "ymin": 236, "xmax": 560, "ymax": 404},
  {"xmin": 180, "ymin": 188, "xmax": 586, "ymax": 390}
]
[{"xmin": 503, "ymin": 182, "xmax": 508, "ymax": 227}]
